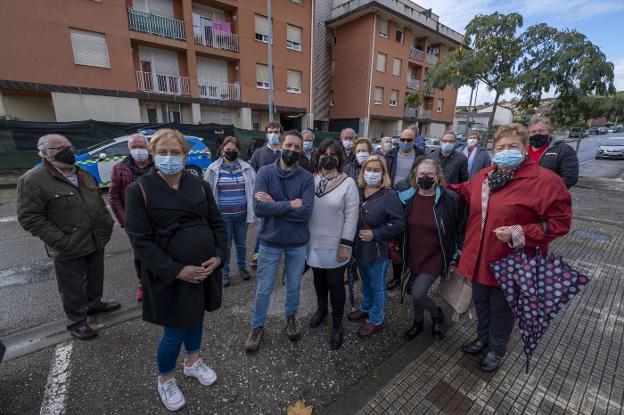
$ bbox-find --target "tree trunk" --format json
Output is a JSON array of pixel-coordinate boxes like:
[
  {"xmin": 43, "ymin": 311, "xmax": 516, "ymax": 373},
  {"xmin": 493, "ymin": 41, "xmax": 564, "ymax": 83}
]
[{"xmin": 484, "ymin": 90, "xmax": 501, "ymax": 150}]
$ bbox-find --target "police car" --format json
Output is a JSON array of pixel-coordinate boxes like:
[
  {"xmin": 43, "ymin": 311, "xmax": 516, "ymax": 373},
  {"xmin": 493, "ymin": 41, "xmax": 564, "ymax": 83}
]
[{"xmin": 74, "ymin": 130, "xmax": 212, "ymax": 187}]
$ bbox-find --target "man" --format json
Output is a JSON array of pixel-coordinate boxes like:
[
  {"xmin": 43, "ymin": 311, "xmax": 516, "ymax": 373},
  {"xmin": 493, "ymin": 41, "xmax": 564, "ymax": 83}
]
[
  {"xmin": 249, "ymin": 122, "xmax": 283, "ymax": 267},
  {"xmin": 375, "ymin": 136, "xmax": 394, "ymax": 156},
  {"xmin": 109, "ymin": 133, "xmax": 154, "ymax": 301},
  {"xmin": 426, "ymin": 131, "xmax": 469, "ymax": 184},
  {"xmin": 340, "ymin": 128, "xmax": 357, "ymax": 162},
  {"xmin": 17, "ymin": 134, "xmax": 119, "ymax": 340},
  {"xmin": 528, "ymin": 117, "xmax": 579, "ymax": 188},
  {"xmin": 458, "ymin": 131, "xmax": 491, "ymax": 179},
  {"xmin": 299, "ymin": 129, "xmax": 318, "ymax": 173},
  {"xmin": 245, "ymin": 131, "xmax": 314, "ymax": 352},
  {"xmin": 384, "ymin": 128, "xmax": 425, "ymax": 189}
]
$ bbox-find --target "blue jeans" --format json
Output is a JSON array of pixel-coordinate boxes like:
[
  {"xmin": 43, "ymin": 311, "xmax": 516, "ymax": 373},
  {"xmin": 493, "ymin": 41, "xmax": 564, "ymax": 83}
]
[
  {"xmin": 157, "ymin": 324, "xmax": 203, "ymax": 376},
  {"xmin": 251, "ymin": 243, "xmax": 308, "ymax": 329},
  {"xmin": 358, "ymin": 261, "xmax": 387, "ymax": 325},
  {"xmin": 223, "ymin": 215, "xmax": 247, "ymax": 275}
]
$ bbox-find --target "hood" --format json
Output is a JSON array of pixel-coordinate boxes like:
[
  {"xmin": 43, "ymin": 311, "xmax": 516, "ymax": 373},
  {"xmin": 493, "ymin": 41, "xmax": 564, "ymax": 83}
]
[{"xmin": 399, "ymin": 185, "xmax": 442, "ymax": 204}]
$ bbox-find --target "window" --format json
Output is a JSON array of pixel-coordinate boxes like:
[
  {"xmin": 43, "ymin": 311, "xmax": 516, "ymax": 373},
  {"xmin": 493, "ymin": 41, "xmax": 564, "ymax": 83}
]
[
  {"xmin": 379, "ymin": 18, "xmax": 388, "ymax": 37},
  {"xmin": 395, "ymin": 28, "xmax": 404, "ymax": 44},
  {"xmin": 374, "ymin": 87, "xmax": 383, "ymax": 105},
  {"xmin": 330, "ymin": 89, "xmax": 335, "ymax": 106},
  {"xmin": 69, "ymin": 28, "xmax": 110, "ymax": 68},
  {"xmin": 290, "ymin": 0, "xmax": 303, "ymax": 4},
  {"xmin": 256, "ymin": 64, "xmax": 269, "ymax": 89},
  {"xmin": 437, "ymin": 98, "xmax": 444, "ymax": 113},
  {"xmin": 255, "ymin": 15, "xmax": 269, "ymax": 43},
  {"xmin": 390, "ymin": 90, "xmax": 398, "ymax": 107},
  {"xmin": 376, "ymin": 53, "xmax": 386, "ymax": 72},
  {"xmin": 287, "ymin": 25, "xmax": 303, "ymax": 51},
  {"xmin": 287, "ymin": 69, "xmax": 302, "ymax": 94},
  {"xmin": 392, "ymin": 58, "xmax": 401, "ymax": 76},
  {"xmin": 103, "ymin": 142, "xmax": 130, "ymax": 158}
]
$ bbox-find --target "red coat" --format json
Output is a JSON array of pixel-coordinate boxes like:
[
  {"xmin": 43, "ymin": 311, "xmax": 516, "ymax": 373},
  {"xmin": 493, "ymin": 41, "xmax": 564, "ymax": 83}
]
[{"xmin": 448, "ymin": 160, "xmax": 572, "ymax": 287}]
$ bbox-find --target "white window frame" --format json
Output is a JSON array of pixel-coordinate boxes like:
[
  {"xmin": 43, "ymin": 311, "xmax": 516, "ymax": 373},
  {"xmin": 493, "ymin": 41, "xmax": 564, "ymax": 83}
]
[
  {"xmin": 389, "ymin": 90, "xmax": 398, "ymax": 107},
  {"xmin": 374, "ymin": 87, "xmax": 383, "ymax": 105},
  {"xmin": 255, "ymin": 15, "xmax": 270, "ymax": 43},
  {"xmin": 69, "ymin": 28, "xmax": 111, "ymax": 68},
  {"xmin": 290, "ymin": 0, "xmax": 303, "ymax": 5},
  {"xmin": 256, "ymin": 63, "xmax": 270, "ymax": 89},
  {"xmin": 379, "ymin": 18, "xmax": 388, "ymax": 38},
  {"xmin": 287, "ymin": 69, "xmax": 302, "ymax": 94},
  {"xmin": 376, "ymin": 53, "xmax": 386, "ymax": 72},
  {"xmin": 392, "ymin": 58, "xmax": 401, "ymax": 77},
  {"xmin": 436, "ymin": 98, "xmax": 444, "ymax": 113},
  {"xmin": 287, "ymin": 24, "xmax": 303, "ymax": 52}
]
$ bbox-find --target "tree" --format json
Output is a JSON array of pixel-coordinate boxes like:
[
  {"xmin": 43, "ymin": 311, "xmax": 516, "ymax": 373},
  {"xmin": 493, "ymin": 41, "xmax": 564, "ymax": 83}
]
[{"xmin": 405, "ymin": 91, "xmax": 423, "ymax": 109}]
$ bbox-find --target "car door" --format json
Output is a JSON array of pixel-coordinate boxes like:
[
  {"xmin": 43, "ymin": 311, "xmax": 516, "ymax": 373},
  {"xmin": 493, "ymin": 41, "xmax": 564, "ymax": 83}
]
[{"xmin": 96, "ymin": 141, "xmax": 130, "ymax": 186}]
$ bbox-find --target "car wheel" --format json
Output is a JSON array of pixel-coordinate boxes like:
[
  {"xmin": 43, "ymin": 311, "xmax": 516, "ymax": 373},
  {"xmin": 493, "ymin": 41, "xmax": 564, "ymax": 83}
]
[{"xmin": 185, "ymin": 165, "xmax": 202, "ymax": 177}]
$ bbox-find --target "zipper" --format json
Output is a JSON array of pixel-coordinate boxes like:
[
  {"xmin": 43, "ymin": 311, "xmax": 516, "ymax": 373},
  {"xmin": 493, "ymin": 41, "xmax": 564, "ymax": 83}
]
[{"xmin": 432, "ymin": 203, "xmax": 447, "ymax": 275}]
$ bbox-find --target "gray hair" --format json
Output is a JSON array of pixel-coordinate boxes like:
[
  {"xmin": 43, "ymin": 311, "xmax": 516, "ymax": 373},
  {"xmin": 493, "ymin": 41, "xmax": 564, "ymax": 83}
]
[
  {"xmin": 442, "ymin": 131, "xmax": 457, "ymax": 140},
  {"xmin": 127, "ymin": 133, "xmax": 148, "ymax": 148},
  {"xmin": 302, "ymin": 129, "xmax": 315, "ymax": 140},
  {"xmin": 528, "ymin": 117, "xmax": 552, "ymax": 132},
  {"xmin": 37, "ymin": 134, "xmax": 67, "ymax": 158},
  {"xmin": 340, "ymin": 128, "xmax": 356, "ymax": 138}
]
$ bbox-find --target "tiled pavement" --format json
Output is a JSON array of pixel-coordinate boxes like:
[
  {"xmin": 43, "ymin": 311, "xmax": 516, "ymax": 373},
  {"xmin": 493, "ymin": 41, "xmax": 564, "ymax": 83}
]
[{"xmin": 353, "ymin": 218, "xmax": 624, "ymax": 415}]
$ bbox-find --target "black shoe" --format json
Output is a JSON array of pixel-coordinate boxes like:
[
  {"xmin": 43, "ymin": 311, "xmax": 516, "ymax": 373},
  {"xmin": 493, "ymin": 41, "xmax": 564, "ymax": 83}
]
[
  {"xmin": 386, "ymin": 279, "xmax": 400, "ymax": 290},
  {"xmin": 309, "ymin": 307, "xmax": 327, "ymax": 328},
  {"xmin": 222, "ymin": 275, "xmax": 230, "ymax": 287},
  {"xmin": 68, "ymin": 323, "xmax": 97, "ymax": 340},
  {"xmin": 404, "ymin": 320, "xmax": 423, "ymax": 341},
  {"xmin": 480, "ymin": 350, "xmax": 504, "ymax": 373},
  {"xmin": 431, "ymin": 307, "xmax": 445, "ymax": 340},
  {"xmin": 87, "ymin": 301, "xmax": 121, "ymax": 316},
  {"xmin": 330, "ymin": 321, "xmax": 344, "ymax": 350},
  {"xmin": 240, "ymin": 269, "xmax": 252, "ymax": 281},
  {"xmin": 462, "ymin": 338, "xmax": 488, "ymax": 355}
]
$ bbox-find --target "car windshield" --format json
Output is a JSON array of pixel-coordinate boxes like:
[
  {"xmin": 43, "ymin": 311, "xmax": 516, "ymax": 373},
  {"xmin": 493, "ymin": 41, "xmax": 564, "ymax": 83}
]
[{"xmin": 604, "ymin": 138, "xmax": 624, "ymax": 146}]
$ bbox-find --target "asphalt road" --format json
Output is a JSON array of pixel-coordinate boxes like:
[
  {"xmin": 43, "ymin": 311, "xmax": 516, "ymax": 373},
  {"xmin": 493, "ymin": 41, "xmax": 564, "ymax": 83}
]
[{"xmin": 574, "ymin": 133, "xmax": 624, "ymax": 179}]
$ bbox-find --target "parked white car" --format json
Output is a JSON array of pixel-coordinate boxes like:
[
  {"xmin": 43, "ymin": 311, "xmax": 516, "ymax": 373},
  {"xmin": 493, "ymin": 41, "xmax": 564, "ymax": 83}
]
[{"xmin": 596, "ymin": 136, "xmax": 624, "ymax": 160}]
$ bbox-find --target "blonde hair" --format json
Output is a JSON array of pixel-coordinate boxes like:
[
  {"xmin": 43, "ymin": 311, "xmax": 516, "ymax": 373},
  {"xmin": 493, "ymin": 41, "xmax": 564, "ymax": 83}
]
[
  {"xmin": 149, "ymin": 129, "xmax": 189, "ymax": 154},
  {"xmin": 410, "ymin": 157, "xmax": 447, "ymax": 188},
  {"xmin": 357, "ymin": 155, "xmax": 392, "ymax": 189},
  {"xmin": 493, "ymin": 123, "xmax": 529, "ymax": 148}
]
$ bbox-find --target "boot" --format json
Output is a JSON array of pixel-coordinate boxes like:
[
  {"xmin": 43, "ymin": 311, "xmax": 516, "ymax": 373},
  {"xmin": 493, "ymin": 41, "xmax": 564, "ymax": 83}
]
[
  {"xmin": 404, "ymin": 320, "xmax": 423, "ymax": 341},
  {"xmin": 309, "ymin": 306, "xmax": 328, "ymax": 328},
  {"xmin": 330, "ymin": 315, "xmax": 344, "ymax": 350},
  {"xmin": 431, "ymin": 307, "xmax": 445, "ymax": 340}
]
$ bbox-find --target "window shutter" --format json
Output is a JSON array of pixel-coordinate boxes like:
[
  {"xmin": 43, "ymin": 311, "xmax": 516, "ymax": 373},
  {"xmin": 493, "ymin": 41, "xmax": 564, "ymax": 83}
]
[
  {"xmin": 256, "ymin": 64, "xmax": 269, "ymax": 85},
  {"xmin": 390, "ymin": 90, "xmax": 398, "ymax": 106},
  {"xmin": 255, "ymin": 15, "xmax": 268, "ymax": 37},
  {"xmin": 70, "ymin": 29, "xmax": 110, "ymax": 68},
  {"xmin": 392, "ymin": 58, "xmax": 401, "ymax": 76},
  {"xmin": 287, "ymin": 70, "xmax": 302, "ymax": 92},
  {"xmin": 376, "ymin": 53, "xmax": 386, "ymax": 72},
  {"xmin": 146, "ymin": 0, "xmax": 175, "ymax": 18},
  {"xmin": 374, "ymin": 87, "xmax": 383, "ymax": 103},
  {"xmin": 287, "ymin": 25, "xmax": 302, "ymax": 44},
  {"xmin": 379, "ymin": 18, "xmax": 388, "ymax": 36}
]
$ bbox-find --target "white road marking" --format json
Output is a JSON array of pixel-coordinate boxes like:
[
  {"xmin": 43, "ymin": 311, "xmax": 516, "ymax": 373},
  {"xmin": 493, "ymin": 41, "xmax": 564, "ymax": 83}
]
[
  {"xmin": 580, "ymin": 160, "xmax": 595, "ymax": 165},
  {"xmin": 0, "ymin": 216, "xmax": 17, "ymax": 223},
  {"xmin": 39, "ymin": 342, "xmax": 73, "ymax": 415}
]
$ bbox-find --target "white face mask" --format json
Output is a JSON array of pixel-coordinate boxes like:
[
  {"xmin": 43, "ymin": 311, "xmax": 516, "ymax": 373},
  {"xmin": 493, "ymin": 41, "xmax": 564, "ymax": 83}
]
[
  {"xmin": 130, "ymin": 148, "xmax": 149, "ymax": 162},
  {"xmin": 356, "ymin": 151, "xmax": 370, "ymax": 165},
  {"xmin": 342, "ymin": 140, "xmax": 354, "ymax": 150},
  {"xmin": 467, "ymin": 138, "xmax": 479, "ymax": 148},
  {"xmin": 363, "ymin": 171, "xmax": 382, "ymax": 186}
]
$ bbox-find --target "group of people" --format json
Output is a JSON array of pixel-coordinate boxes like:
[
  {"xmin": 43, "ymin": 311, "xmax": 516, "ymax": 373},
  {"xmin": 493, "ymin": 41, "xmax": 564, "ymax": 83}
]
[{"xmin": 15, "ymin": 117, "xmax": 577, "ymax": 411}]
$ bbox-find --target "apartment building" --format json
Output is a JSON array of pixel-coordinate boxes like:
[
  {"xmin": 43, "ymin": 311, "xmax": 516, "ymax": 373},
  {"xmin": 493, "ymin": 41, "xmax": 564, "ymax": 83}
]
[
  {"xmin": 316, "ymin": 0, "xmax": 464, "ymax": 138},
  {"xmin": 0, "ymin": 0, "xmax": 312, "ymax": 131}
]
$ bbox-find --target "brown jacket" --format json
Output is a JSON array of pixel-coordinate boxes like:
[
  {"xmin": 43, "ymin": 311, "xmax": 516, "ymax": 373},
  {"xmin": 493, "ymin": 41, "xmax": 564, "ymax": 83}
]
[{"xmin": 17, "ymin": 161, "xmax": 114, "ymax": 260}]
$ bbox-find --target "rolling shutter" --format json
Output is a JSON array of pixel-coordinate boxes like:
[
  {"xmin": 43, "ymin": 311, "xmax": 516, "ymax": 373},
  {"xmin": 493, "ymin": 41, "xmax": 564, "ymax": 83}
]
[
  {"xmin": 287, "ymin": 70, "xmax": 302, "ymax": 92},
  {"xmin": 69, "ymin": 29, "xmax": 111, "ymax": 68},
  {"xmin": 255, "ymin": 15, "xmax": 269, "ymax": 37}
]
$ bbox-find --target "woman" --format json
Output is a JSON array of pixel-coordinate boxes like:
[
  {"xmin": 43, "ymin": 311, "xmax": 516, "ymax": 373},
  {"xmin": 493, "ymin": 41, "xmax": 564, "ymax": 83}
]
[
  {"xmin": 204, "ymin": 136, "xmax": 256, "ymax": 286},
  {"xmin": 344, "ymin": 138, "xmax": 373, "ymax": 181},
  {"xmin": 124, "ymin": 129, "xmax": 227, "ymax": 411},
  {"xmin": 448, "ymin": 123, "xmax": 572, "ymax": 373},
  {"xmin": 458, "ymin": 131, "xmax": 491, "ymax": 179},
  {"xmin": 398, "ymin": 158, "xmax": 466, "ymax": 342},
  {"xmin": 347, "ymin": 155, "xmax": 405, "ymax": 337},
  {"xmin": 307, "ymin": 139, "xmax": 359, "ymax": 350}
]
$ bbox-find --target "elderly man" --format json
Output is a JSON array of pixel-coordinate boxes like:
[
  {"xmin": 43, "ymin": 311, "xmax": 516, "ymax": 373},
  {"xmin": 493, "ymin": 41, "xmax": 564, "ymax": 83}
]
[
  {"xmin": 340, "ymin": 128, "xmax": 357, "ymax": 162},
  {"xmin": 528, "ymin": 117, "xmax": 578, "ymax": 188},
  {"xmin": 426, "ymin": 131, "xmax": 469, "ymax": 184},
  {"xmin": 375, "ymin": 136, "xmax": 394, "ymax": 155},
  {"xmin": 384, "ymin": 128, "xmax": 425, "ymax": 189},
  {"xmin": 299, "ymin": 129, "xmax": 318, "ymax": 173},
  {"xmin": 17, "ymin": 134, "xmax": 118, "ymax": 340},
  {"xmin": 109, "ymin": 133, "xmax": 154, "ymax": 301},
  {"xmin": 458, "ymin": 131, "xmax": 491, "ymax": 179}
]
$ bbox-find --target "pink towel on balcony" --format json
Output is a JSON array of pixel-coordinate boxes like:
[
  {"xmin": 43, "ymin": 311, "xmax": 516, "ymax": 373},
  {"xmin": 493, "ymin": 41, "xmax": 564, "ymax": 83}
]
[
  {"xmin": 212, "ymin": 20, "xmax": 223, "ymax": 32},
  {"xmin": 222, "ymin": 22, "xmax": 231, "ymax": 34}
]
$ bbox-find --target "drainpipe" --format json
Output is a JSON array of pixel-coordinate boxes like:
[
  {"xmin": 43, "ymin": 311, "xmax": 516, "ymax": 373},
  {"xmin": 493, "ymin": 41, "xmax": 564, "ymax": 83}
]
[
  {"xmin": 268, "ymin": 0, "xmax": 274, "ymax": 122},
  {"xmin": 365, "ymin": 14, "xmax": 377, "ymax": 138},
  {"xmin": 309, "ymin": 0, "xmax": 315, "ymax": 129}
]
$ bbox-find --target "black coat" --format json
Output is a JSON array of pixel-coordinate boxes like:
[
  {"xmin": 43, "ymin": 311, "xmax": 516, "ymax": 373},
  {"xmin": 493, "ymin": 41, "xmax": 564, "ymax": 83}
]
[
  {"xmin": 425, "ymin": 148, "xmax": 469, "ymax": 184},
  {"xmin": 343, "ymin": 158, "xmax": 362, "ymax": 181},
  {"xmin": 384, "ymin": 147, "xmax": 425, "ymax": 183},
  {"xmin": 538, "ymin": 140, "xmax": 579, "ymax": 188},
  {"xmin": 124, "ymin": 171, "xmax": 227, "ymax": 328}
]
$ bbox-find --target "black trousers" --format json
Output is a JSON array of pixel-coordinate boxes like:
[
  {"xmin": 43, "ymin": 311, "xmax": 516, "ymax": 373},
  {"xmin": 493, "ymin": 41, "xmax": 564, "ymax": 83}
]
[
  {"xmin": 473, "ymin": 281, "xmax": 515, "ymax": 355},
  {"xmin": 410, "ymin": 273, "xmax": 440, "ymax": 322},
  {"xmin": 312, "ymin": 265, "xmax": 347, "ymax": 322},
  {"xmin": 53, "ymin": 249, "xmax": 104, "ymax": 328},
  {"xmin": 133, "ymin": 255, "xmax": 143, "ymax": 284}
]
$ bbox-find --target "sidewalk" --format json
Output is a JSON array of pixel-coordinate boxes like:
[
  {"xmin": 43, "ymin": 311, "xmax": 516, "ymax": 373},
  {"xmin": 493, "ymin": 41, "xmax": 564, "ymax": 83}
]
[{"xmin": 323, "ymin": 218, "xmax": 624, "ymax": 414}]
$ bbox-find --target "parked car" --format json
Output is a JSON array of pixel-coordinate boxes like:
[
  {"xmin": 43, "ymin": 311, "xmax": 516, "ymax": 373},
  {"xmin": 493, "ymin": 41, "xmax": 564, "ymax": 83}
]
[
  {"xmin": 588, "ymin": 127, "xmax": 600, "ymax": 135},
  {"xmin": 568, "ymin": 128, "xmax": 585, "ymax": 139},
  {"xmin": 607, "ymin": 127, "xmax": 615, "ymax": 133},
  {"xmin": 595, "ymin": 136, "xmax": 624, "ymax": 159},
  {"xmin": 73, "ymin": 130, "xmax": 212, "ymax": 186},
  {"xmin": 598, "ymin": 127, "xmax": 609, "ymax": 135}
]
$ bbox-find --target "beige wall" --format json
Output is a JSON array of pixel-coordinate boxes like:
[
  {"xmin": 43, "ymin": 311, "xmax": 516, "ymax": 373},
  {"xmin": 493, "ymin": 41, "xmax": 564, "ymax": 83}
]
[
  {"xmin": 0, "ymin": 93, "xmax": 56, "ymax": 121},
  {"xmin": 52, "ymin": 93, "xmax": 141, "ymax": 122},
  {"xmin": 368, "ymin": 119, "xmax": 402, "ymax": 139},
  {"xmin": 429, "ymin": 122, "xmax": 448, "ymax": 138}
]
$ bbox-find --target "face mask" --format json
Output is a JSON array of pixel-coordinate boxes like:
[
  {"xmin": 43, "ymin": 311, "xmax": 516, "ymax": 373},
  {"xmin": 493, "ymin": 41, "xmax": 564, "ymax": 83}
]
[
  {"xmin": 467, "ymin": 138, "xmax": 479, "ymax": 148},
  {"xmin": 363, "ymin": 171, "xmax": 382, "ymax": 186},
  {"xmin": 223, "ymin": 149, "xmax": 239, "ymax": 162},
  {"xmin": 303, "ymin": 141, "xmax": 313, "ymax": 152},
  {"xmin": 267, "ymin": 132, "xmax": 280, "ymax": 145},
  {"xmin": 417, "ymin": 176, "xmax": 435, "ymax": 190},
  {"xmin": 319, "ymin": 156, "xmax": 338, "ymax": 171},
  {"xmin": 130, "ymin": 148, "xmax": 149, "ymax": 162},
  {"xmin": 529, "ymin": 134, "xmax": 549, "ymax": 148},
  {"xmin": 356, "ymin": 151, "xmax": 370, "ymax": 165},
  {"xmin": 492, "ymin": 149, "xmax": 524, "ymax": 169},
  {"xmin": 399, "ymin": 141, "xmax": 413, "ymax": 153},
  {"xmin": 342, "ymin": 140, "xmax": 353, "ymax": 150},
  {"xmin": 383, "ymin": 143, "xmax": 393, "ymax": 151},
  {"xmin": 441, "ymin": 142, "xmax": 455, "ymax": 154},
  {"xmin": 53, "ymin": 146, "xmax": 76, "ymax": 166},
  {"xmin": 155, "ymin": 155, "xmax": 185, "ymax": 176},
  {"xmin": 281, "ymin": 149, "xmax": 300, "ymax": 167}
]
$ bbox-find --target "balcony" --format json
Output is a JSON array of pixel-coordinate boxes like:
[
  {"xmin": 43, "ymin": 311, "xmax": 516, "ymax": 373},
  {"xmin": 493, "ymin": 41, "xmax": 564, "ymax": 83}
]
[
  {"xmin": 193, "ymin": 26, "xmax": 239, "ymax": 52},
  {"xmin": 128, "ymin": 8, "xmax": 185, "ymax": 40},
  {"xmin": 409, "ymin": 47, "xmax": 425, "ymax": 62},
  {"xmin": 426, "ymin": 53, "xmax": 439, "ymax": 65},
  {"xmin": 404, "ymin": 107, "xmax": 418, "ymax": 119},
  {"xmin": 419, "ymin": 109, "xmax": 432, "ymax": 120},
  {"xmin": 136, "ymin": 71, "xmax": 190, "ymax": 95},
  {"xmin": 406, "ymin": 78, "xmax": 420, "ymax": 90},
  {"xmin": 198, "ymin": 80, "xmax": 240, "ymax": 101}
]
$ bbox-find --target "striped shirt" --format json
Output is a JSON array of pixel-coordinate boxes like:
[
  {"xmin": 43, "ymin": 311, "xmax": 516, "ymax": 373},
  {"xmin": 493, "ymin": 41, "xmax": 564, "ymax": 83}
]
[{"xmin": 217, "ymin": 161, "xmax": 247, "ymax": 217}]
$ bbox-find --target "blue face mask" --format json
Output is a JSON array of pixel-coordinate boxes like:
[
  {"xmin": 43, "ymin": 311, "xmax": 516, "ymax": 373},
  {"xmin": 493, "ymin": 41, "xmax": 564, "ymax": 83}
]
[
  {"xmin": 440, "ymin": 142, "xmax": 455, "ymax": 154},
  {"xmin": 155, "ymin": 155, "xmax": 185, "ymax": 176},
  {"xmin": 399, "ymin": 141, "xmax": 413, "ymax": 152},
  {"xmin": 492, "ymin": 149, "xmax": 524, "ymax": 169},
  {"xmin": 303, "ymin": 141, "xmax": 313, "ymax": 152},
  {"xmin": 267, "ymin": 132, "xmax": 280, "ymax": 145}
]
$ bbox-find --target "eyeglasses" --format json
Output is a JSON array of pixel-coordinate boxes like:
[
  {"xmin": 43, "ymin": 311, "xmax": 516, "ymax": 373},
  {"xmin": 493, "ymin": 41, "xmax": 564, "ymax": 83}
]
[
  {"xmin": 399, "ymin": 138, "xmax": 414, "ymax": 143},
  {"xmin": 416, "ymin": 172, "xmax": 436, "ymax": 178}
]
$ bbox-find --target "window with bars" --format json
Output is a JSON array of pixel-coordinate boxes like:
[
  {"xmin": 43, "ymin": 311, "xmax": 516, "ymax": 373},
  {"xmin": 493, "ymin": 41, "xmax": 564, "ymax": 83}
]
[
  {"xmin": 69, "ymin": 28, "xmax": 110, "ymax": 68},
  {"xmin": 392, "ymin": 58, "xmax": 401, "ymax": 76},
  {"xmin": 374, "ymin": 87, "xmax": 383, "ymax": 105},
  {"xmin": 376, "ymin": 53, "xmax": 386, "ymax": 72},
  {"xmin": 390, "ymin": 90, "xmax": 398, "ymax": 107},
  {"xmin": 287, "ymin": 24, "xmax": 303, "ymax": 51},
  {"xmin": 287, "ymin": 69, "xmax": 302, "ymax": 94},
  {"xmin": 256, "ymin": 64, "xmax": 270, "ymax": 89},
  {"xmin": 379, "ymin": 18, "xmax": 388, "ymax": 37},
  {"xmin": 255, "ymin": 15, "xmax": 269, "ymax": 43}
]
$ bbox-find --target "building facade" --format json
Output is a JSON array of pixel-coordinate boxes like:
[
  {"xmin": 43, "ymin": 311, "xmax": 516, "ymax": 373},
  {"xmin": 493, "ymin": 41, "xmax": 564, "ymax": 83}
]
[{"xmin": 0, "ymin": 0, "xmax": 312, "ymax": 130}]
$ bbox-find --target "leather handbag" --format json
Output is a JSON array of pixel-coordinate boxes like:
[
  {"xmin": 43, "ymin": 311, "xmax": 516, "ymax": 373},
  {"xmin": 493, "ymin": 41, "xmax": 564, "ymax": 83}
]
[{"xmin": 438, "ymin": 272, "xmax": 473, "ymax": 316}]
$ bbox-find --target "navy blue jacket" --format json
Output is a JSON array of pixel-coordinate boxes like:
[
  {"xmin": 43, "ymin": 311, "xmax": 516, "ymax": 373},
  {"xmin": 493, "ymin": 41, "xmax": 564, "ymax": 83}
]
[
  {"xmin": 250, "ymin": 145, "xmax": 280, "ymax": 172},
  {"xmin": 253, "ymin": 160, "xmax": 314, "ymax": 248}
]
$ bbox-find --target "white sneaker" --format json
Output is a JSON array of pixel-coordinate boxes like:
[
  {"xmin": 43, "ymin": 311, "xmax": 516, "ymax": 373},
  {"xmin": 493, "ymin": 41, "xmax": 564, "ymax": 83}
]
[
  {"xmin": 157, "ymin": 378, "xmax": 185, "ymax": 411},
  {"xmin": 183, "ymin": 358, "xmax": 217, "ymax": 386}
]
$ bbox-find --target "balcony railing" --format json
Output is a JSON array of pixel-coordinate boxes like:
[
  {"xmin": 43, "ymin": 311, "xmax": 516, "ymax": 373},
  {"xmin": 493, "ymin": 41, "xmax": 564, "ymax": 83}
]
[
  {"xmin": 128, "ymin": 8, "xmax": 185, "ymax": 40},
  {"xmin": 406, "ymin": 78, "xmax": 420, "ymax": 90},
  {"xmin": 136, "ymin": 71, "xmax": 190, "ymax": 95},
  {"xmin": 419, "ymin": 109, "xmax": 432, "ymax": 120},
  {"xmin": 193, "ymin": 26, "xmax": 239, "ymax": 52},
  {"xmin": 404, "ymin": 107, "xmax": 418, "ymax": 119},
  {"xmin": 409, "ymin": 47, "xmax": 425, "ymax": 62},
  {"xmin": 426, "ymin": 53, "xmax": 439, "ymax": 65},
  {"xmin": 198, "ymin": 80, "xmax": 240, "ymax": 101}
]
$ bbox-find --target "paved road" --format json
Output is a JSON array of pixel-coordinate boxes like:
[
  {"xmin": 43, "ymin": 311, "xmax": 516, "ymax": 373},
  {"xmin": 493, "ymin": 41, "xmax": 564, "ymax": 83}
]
[{"xmin": 574, "ymin": 133, "xmax": 624, "ymax": 179}]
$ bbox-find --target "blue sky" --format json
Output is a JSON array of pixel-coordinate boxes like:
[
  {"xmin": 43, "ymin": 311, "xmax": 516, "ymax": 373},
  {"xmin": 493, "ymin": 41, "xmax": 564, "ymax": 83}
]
[{"xmin": 409, "ymin": 0, "xmax": 624, "ymax": 105}]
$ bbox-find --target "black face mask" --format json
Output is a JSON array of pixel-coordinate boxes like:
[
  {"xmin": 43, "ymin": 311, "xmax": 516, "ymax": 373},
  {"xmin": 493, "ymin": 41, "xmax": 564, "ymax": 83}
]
[
  {"xmin": 529, "ymin": 134, "xmax": 549, "ymax": 148},
  {"xmin": 281, "ymin": 149, "xmax": 300, "ymax": 167},
  {"xmin": 223, "ymin": 150, "xmax": 239, "ymax": 162},
  {"xmin": 53, "ymin": 146, "xmax": 76, "ymax": 165},
  {"xmin": 319, "ymin": 156, "xmax": 338, "ymax": 171},
  {"xmin": 417, "ymin": 176, "xmax": 435, "ymax": 190}
]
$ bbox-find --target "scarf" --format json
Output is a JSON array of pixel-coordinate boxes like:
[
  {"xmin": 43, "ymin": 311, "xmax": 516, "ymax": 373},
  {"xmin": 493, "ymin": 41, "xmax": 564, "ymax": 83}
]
[
  {"xmin": 315, "ymin": 171, "xmax": 345, "ymax": 197},
  {"xmin": 488, "ymin": 166, "xmax": 516, "ymax": 192}
]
